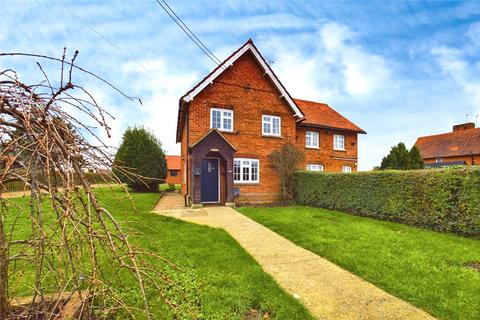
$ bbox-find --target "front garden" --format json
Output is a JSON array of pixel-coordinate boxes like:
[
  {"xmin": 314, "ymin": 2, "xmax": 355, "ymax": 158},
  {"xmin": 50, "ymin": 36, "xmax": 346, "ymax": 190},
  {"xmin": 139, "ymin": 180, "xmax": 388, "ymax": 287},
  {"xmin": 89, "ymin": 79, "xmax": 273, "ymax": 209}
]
[
  {"xmin": 238, "ymin": 206, "xmax": 480, "ymax": 320},
  {"xmin": 5, "ymin": 188, "xmax": 312, "ymax": 319}
]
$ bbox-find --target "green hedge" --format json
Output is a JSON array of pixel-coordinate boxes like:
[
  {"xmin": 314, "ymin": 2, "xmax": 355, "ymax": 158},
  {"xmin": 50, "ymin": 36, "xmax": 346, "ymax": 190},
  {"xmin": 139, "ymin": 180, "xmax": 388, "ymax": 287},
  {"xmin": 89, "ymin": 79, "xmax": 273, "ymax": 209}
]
[{"xmin": 294, "ymin": 168, "xmax": 480, "ymax": 236}]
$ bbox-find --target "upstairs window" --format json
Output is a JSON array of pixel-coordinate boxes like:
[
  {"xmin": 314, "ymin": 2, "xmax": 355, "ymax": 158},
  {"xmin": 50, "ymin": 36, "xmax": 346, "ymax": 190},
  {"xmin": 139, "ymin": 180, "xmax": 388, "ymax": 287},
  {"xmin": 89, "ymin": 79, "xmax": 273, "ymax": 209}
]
[
  {"xmin": 262, "ymin": 115, "xmax": 281, "ymax": 137},
  {"xmin": 306, "ymin": 164, "xmax": 324, "ymax": 172},
  {"xmin": 342, "ymin": 165, "xmax": 352, "ymax": 173},
  {"xmin": 234, "ymin": 159, "xmax": 259, "ymax": 183},
  {"xmin": 306, "ymin": 131, "xmax": 319, "ymax": 149},
  {"xmin": 210, "ymin": 108, "xmax": 233, "ymax": 132},
  {"xmin": 333, "ymin": 134, "xmax": 345, "ymax": 151}
]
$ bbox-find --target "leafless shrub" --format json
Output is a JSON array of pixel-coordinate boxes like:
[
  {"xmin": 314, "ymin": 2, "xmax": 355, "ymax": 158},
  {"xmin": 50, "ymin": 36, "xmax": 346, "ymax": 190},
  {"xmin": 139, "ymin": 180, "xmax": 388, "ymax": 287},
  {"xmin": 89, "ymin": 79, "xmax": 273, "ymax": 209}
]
[
  {"xmin": 269, "ymin": 143, "xmax": 305, "ymax": 202},
  {"xmin": 0, "ymin": 51, "xmax": 191, "ymax": 319}
]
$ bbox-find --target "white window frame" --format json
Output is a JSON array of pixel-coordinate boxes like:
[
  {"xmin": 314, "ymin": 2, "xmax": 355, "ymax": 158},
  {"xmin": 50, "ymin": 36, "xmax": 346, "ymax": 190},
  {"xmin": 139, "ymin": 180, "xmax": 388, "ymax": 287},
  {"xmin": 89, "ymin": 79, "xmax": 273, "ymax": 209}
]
[
  {"xmin": 333, "ymin": 134, "xmax": 345, "ymax": 151},
  {"xmin": 234, "ymin": 158, "xmax": 260, "ymax": 184},
  {"xmin": 262, "ymin": 115, "xmax": 281, "ymax": 137},
  {"xmin": 210, "ymin": 108, "xmax": 233, "ymax": 132},
  {"xmin": 305, "ymin": 131, "xmax": 319, "ymax": 149},
  {"xmin": 435, "ymin": 158, "xmax": 442, "ymax": 163},
  {"xmin": 342, "ymin": 165, "xmax": 352, "ymax": 173},
  {"xmin": 306, "ymin": 164, "xmax": 324, "ymax": 172}
]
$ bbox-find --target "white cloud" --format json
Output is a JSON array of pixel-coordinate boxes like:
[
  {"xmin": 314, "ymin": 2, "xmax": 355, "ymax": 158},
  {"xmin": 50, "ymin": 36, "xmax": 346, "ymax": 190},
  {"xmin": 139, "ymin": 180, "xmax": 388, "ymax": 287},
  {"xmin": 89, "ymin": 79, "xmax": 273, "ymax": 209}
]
[
  {"xmin": 121, "ymin": 59, "xmax": 197, "ymax": 155},
  {"xmin": 431, "ymin": 46, "xmax": 480, "ymax": 114}
]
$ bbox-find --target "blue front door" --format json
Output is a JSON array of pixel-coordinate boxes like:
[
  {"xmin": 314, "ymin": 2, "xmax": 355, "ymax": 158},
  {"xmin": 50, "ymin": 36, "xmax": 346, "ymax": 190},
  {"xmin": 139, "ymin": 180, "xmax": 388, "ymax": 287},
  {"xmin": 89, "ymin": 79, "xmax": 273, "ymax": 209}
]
[{"xmin": 201, "ymin": 158, "xmax": 219, "ymax": 203}]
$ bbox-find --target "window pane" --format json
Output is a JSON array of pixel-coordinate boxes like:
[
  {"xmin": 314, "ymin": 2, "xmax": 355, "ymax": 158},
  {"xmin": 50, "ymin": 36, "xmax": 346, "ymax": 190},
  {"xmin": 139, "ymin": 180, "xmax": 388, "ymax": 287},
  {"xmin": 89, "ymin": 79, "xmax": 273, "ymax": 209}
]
[
  {"xmin": 263, "ymin": 122, "xmax": 271, "ymax": 134},
  {"xmin": 242, "ymin": 164, "xmax": 250, "ymax": 181},
  {"xmin": 272, "ymin": 118, "xmax": 280, "ymax": 135},
  {"xmin": 251, "ymin": 161, "xmax": 258, "ymax": 181},
  {"xmin": 234, "ymin": 160, "xmax": 241, "ymax": 181},
  {"xmin": 212, "ymin": 110, "xmax": 221, "ymax": 129},
  {"xmin": 223, "ymin": 117, "xmax": 231, "ymax": 130}
]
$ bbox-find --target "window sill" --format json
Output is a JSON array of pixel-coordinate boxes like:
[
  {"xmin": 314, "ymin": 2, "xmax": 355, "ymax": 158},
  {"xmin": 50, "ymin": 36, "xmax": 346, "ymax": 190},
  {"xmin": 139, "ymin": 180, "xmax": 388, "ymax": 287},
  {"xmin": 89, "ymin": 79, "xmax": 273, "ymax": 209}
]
[
  {"xmin": 262, "ymin": 135, "xmax": 282, "ymax": 139},
  {"xmin": 211, "ymin": 128, "xmax": 234, "ymax": 133},
  {"xmin": 306, "ymin": 146, "xmax": 320, "ymax": 150},
  {"xmin": 234, "ymin": 182, "xmax": 260, "ymax": 186},
  {"xmin": 333, "ymin": 149, "xmax": 346, "ymax": 152}
]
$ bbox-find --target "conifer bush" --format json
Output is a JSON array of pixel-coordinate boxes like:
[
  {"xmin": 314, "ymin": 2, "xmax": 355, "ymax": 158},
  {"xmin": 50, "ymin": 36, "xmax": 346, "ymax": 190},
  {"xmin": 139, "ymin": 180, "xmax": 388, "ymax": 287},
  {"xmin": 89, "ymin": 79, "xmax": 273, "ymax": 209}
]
[{"xmin": 114, "ymin": 127, "xmax": 167, "ymax": 191}]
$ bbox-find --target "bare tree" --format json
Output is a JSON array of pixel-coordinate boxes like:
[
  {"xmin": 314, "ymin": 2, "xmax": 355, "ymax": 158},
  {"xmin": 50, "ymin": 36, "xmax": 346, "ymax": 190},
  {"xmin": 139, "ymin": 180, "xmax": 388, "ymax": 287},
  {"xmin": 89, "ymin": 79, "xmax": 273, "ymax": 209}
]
[
  {"xmin": 0, "ymin": 52, "xmax": 188, "ymax": 319},
  {"xmin": 269, "ymin": 143, "xmax": 305, "ymax": 202}
]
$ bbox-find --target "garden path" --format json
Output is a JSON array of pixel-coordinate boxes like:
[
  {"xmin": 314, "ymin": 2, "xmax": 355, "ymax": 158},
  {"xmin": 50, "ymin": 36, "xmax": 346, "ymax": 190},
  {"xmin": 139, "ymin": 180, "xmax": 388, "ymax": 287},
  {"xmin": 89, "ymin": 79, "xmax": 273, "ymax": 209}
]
[{"xmin": 153, "ymin": 204, "xmax": 435, "ymax": 320}]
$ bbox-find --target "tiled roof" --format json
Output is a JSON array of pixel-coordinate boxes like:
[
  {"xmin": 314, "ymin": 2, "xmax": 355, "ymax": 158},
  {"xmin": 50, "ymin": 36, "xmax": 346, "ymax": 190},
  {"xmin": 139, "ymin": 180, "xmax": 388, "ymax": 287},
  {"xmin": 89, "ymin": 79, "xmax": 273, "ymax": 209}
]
[
  {"xmin": 294, "ymin": 99, "xmax": 365, "ymax": 133},
  {"xmin": 415, "ymin": 128, "xmax": 480, "ymax": 159},
  {"xmin": 165, "ymin": 155, "xmax": 181, "ymax": 170}
]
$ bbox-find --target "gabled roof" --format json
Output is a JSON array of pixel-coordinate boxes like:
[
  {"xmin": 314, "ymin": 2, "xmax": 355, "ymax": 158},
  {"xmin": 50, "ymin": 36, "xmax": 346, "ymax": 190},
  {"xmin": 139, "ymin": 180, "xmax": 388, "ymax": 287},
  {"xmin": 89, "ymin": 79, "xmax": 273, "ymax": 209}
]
[
  {"xmin": 165, "ymin": 155, "xmax": 181, "ymax": 170},
  {"xmin": 294, "ymin": 99, "xmax": 366, "ymax": 133},
  {"xmin": 176, "ymin": 39, "xmax": 304, "ymax": 142},
  {"xmin": 415, "ymin": 127, "xmax": 480, "ymax": 159},
  {"xmin": 181, "ymin": 39, "xmax": 304, "ymax": 118},
  {"xmin": 190, "ymin": 129, "xmax": 237, "ymax": 151}
]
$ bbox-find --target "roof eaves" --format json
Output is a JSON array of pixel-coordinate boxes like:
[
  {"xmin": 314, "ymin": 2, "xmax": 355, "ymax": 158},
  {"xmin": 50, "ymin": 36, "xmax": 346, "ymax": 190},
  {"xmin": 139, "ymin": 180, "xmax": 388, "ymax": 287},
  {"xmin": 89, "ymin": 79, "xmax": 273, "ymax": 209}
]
[
  {"xmin": 180, "ymin": 39, "xmax": 304, "ymax": 119},
  {"xmin": 299, "ymin": 122, "xmax": 366, "ymax": 134}
]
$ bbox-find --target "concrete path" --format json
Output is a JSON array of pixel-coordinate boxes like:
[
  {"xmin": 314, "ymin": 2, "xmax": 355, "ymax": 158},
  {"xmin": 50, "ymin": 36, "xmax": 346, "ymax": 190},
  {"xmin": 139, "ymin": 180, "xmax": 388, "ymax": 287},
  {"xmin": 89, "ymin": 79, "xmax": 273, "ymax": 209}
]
[
  {"xmin": 154, "ymin": 191, "xmax": 186, "ymax": 211},
  {"xmin": 153, "ymin": 204, "xmax": 435, "ymax": 320}
]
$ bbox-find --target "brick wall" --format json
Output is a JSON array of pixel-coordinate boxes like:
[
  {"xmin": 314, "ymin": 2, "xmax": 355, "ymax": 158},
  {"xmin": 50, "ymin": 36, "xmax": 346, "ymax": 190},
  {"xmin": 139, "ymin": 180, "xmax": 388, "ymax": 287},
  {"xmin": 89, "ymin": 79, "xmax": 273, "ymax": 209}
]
[
  {"xmin": 424, "ymin": 155, "xmax": 480, "ymax": 166},
  {"xmin": 296, "ymin": 126, "xmax": 359, "ymax": 172},
  {"xmin": 181, "ymin": 50, "xmax": 359, "ymax": 204},
  {"xmin": 165, "ymin": 170, "xmax": 181, "ymax": 184}
]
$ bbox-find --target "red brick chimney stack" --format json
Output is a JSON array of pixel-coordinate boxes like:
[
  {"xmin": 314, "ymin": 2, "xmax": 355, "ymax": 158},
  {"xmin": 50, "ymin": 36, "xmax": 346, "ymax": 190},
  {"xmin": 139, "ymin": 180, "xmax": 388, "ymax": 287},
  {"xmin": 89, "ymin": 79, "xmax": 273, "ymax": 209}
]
[{"xmin": 453, "ymin": 122, "xmax": 475, "ymax": 132}]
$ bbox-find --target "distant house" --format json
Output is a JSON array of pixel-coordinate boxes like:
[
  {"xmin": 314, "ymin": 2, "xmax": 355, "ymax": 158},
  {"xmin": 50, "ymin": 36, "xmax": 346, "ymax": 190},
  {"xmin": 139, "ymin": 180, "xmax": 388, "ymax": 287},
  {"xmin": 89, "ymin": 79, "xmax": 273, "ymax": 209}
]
[
  {"xmin": 415, "ymin": 122, "xmax": 480, "ymax": 168},
  {"xmin": 165, "ymin": 155, "xmax": 181, "ymax": 184},
  {"xmin": 176, "ymin": 39, "xmax": 365, "ymax": 206}
]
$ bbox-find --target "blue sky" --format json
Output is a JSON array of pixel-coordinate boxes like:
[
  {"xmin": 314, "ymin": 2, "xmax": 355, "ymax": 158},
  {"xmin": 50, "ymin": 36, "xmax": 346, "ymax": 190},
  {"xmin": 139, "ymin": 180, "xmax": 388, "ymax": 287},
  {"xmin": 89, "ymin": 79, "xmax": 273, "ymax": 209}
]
[{"xmin": 1, "ymin": 0, "xmax": 480, "ymax": 170}]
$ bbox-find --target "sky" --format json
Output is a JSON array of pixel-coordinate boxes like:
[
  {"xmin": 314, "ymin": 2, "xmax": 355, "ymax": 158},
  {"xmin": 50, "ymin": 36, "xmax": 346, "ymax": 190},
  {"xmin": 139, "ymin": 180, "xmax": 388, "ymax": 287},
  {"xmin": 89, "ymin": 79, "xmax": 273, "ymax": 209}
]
[{"xmin": 1, "ymin": 0, "xmax": 480, "ymax": 170}]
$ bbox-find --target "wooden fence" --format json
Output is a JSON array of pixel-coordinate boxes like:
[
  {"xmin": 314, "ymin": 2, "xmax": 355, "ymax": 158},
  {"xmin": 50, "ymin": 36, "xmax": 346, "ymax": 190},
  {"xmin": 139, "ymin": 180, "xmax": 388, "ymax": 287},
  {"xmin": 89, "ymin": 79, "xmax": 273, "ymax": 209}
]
[{"xmin": 1, "ymin": 173, "xmax": 114, "ymax": 193}]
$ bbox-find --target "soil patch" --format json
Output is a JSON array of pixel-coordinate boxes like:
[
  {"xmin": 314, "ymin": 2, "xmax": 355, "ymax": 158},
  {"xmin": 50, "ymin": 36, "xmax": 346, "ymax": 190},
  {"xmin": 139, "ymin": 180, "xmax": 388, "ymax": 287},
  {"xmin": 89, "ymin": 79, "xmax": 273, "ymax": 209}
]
[{"xmin": 466, "ymin": 261, "xmax": 480, "ymax": 272}]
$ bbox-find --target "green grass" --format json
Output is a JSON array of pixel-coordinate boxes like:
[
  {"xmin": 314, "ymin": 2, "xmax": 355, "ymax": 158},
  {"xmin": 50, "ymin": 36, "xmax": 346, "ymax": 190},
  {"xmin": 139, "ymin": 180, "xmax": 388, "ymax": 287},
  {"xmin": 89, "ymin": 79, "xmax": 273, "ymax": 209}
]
[
  {"xmin": 238, "ymin": 206, "xmax": 480, "ymax": 320},
  {"xmin": 4, "ymin": 189, "xmax": 312, "ymax": 319},
  {"xmin": 159, "ymin": 183, "xmax": 181, "ymax": 191}
]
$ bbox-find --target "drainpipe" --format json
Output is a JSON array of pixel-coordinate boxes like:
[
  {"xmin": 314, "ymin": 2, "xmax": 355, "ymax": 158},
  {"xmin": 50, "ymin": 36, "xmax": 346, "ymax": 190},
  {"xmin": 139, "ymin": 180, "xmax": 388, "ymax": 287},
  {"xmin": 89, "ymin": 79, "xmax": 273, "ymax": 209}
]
[{"xmin": 184, "ymin": 103, "xmax": 190, "ymax": 207}]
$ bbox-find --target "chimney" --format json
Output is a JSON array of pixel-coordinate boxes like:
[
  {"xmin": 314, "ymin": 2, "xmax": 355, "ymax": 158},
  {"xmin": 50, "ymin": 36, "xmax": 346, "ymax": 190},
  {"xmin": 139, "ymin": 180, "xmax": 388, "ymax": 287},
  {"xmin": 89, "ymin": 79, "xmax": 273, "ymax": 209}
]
[{"xmin": 453, "ymin": 122, "xmax": 475, "ymax": 132}]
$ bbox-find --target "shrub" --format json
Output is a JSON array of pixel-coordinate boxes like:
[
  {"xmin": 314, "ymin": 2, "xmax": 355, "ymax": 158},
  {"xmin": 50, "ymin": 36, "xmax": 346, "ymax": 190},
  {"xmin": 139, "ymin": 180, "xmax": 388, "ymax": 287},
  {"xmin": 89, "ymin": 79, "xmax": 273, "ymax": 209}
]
[
  {"xmin": 114, "ymin": 127, "xmax": 167, "ymax": 191},
  {"xmin": 269, "ymin": 143, "xmax": 305, "ymax": 202},
  {"xmin": 294, "ymin": 167, "xmax": 480, "ymax": 236}
]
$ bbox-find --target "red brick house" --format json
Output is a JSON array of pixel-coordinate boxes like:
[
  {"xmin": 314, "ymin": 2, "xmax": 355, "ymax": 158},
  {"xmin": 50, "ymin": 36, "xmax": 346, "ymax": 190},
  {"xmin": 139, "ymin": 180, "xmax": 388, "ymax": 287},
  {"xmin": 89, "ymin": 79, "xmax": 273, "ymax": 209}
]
[
  {"xmin": 176, "ymin": 39, "xmax": 365, "ymax": 206},
  {"xmin": 415, "ymin": 122, "xmax": 480, "ymax": 168},
  {"xmin": 165, "ymin": 155, "xmax": 181, "ymax": 184}
]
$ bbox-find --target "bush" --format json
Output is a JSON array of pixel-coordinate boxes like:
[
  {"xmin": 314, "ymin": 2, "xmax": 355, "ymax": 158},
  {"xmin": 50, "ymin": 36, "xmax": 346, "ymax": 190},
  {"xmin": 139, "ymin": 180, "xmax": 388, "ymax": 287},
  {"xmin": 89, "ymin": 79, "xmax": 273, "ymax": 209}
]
[
  {"xmin": 294, "ymin": 167, "xmax": 480, "ymax": 236},
  {"xmin": 113, "ymin": 127, "xmax": 167, "ymax": 191}
]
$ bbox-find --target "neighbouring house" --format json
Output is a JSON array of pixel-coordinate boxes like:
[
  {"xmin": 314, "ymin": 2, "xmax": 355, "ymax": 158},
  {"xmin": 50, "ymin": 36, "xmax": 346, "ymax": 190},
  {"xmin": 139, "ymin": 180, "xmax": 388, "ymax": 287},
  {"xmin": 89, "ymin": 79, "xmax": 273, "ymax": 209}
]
[
  {"xmin": 415, "ymin": 122, "xmax": 480, "ymax": 168},
  {"xmin": 176, "ymin": 39, "xmax": 365, "ymax": 206},
  {"xmin": 165, "ymin": 155, "xmax": 181, "ymax": 185}
]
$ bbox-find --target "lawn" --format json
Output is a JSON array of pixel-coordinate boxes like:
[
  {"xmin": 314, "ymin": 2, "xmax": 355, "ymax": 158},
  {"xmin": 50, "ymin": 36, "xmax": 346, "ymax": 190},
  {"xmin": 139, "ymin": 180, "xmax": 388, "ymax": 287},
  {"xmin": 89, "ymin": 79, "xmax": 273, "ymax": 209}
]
[
  {"xmin": 3, "ymin": 189, "xmax": 312, "ymax": 319},
  {"xmin": 238, "ymin": 206, "xmax": 480, "ymax": 320},
  {"xmin": 159, "ymin": 183, "xmax": 181, "ymax": 191}
]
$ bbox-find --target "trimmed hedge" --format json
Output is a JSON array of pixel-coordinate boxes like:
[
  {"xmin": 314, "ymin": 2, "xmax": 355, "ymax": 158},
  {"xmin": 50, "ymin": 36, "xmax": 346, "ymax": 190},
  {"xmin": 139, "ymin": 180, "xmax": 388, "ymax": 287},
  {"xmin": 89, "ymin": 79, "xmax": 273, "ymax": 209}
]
[{"xmin": 294, "ymin": 168, "xmax": 480, "ymax": 236}]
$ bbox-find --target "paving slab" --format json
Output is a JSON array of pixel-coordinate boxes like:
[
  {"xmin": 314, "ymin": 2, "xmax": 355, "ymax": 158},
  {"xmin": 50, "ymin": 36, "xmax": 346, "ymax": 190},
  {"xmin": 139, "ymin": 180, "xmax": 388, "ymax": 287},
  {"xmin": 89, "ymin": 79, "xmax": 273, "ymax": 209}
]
[{"xmin": 153, "ymin": 205, "xmax": 435, "ymax": 320}]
